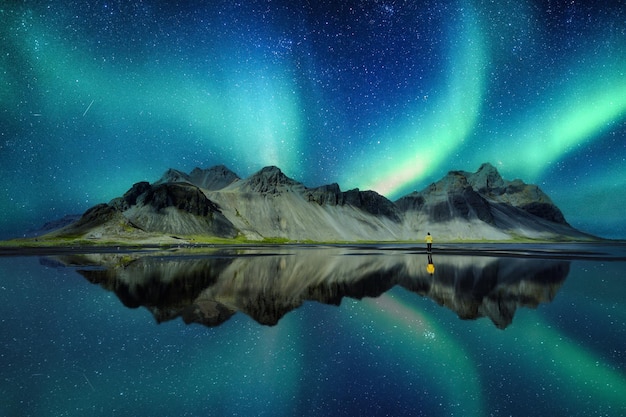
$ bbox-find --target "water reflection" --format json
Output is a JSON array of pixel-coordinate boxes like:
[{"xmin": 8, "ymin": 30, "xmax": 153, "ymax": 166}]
[{"xmin": 47, "ymin": 247, "xmax": 569, "ymax": 329}]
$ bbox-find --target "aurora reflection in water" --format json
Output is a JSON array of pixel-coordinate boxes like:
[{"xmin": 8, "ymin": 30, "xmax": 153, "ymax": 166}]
[{"xmin": 1, "ymin": 243, "xmax": 624, "ymax": 416}]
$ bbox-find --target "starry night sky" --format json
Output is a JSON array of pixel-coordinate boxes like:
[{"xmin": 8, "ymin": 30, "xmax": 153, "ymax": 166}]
[{"xmin": 1, "ymin": 0, "xmax": 625, "ymax": 239}]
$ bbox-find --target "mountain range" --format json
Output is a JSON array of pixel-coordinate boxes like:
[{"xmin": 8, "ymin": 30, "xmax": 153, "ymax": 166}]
[{"xmin": 46, "ymin": 162, "xmax": 595, "ymax": 243}]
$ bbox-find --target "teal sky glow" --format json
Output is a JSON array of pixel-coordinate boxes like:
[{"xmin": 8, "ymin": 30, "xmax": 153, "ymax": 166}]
[{"xmin": 1, "ymin": 0, "xmax": 625, "ymax": 238}]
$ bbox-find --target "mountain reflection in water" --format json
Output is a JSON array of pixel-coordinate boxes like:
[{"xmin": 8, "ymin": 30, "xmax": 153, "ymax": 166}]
[{"xmin": 48, "ymin": 246, "xmax": 569, "ymax": 329}]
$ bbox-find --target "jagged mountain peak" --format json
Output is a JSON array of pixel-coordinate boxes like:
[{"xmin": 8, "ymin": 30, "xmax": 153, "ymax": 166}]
[
  {"xmin": 188, "ymin": 165, "xmax": 240, "ymax": 190},
  {"xmin": 477, "ymin": 162, "xmax": 499, "ymax": 174},
  {"xmin": 156, "ymin": 168, "xmax": 190, "ymax": 185},
  {"xmin": 236, "ymin": 166, "xmax": 302, "ymax": 194},
  {"xmin": 463, "ymin": 164, "xmax": 567, "ymax": 225},
  {"xmin": 155, "ymin": 165, "xmax": 240, "ymax": 190},
  {"xmin": 467, "ymin": 162, "xmax": 505, "ymax": 193},
  {"xmin": 393, "ymin": 163, "xmax": 572, "ymax": 228},
  {"xmin": 428, "ymin": 170, "xmax": 472, "ymax": 193},
  {"xmin": 396, "ymin": 169, "xmax": 493, "ymax": 224},
  {"xmin": 190, "ymin": 164, "xmax": 236, "ymax": 177},
  {"xmin": 255, "ymin": 165, "xmax": 290, "ymax": 178}
]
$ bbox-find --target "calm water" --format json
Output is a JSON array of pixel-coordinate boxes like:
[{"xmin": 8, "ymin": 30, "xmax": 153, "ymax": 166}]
[{"xmin": 1, "ymin": 243, "xmax": 624, "ymax": 417}]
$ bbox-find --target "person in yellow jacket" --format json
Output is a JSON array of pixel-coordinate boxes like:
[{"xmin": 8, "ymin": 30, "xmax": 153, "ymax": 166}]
[{"xmin": 425, "ymin": 232, "xmax": 433, "ymax": 253}]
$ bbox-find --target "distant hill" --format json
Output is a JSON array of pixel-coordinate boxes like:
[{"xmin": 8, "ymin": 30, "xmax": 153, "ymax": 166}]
[
  {"xmin": 45, "ymin": 163, "xmax": 596, "ymax": 242},
  {"xmin": 23, "ymin": 214, "xmax": 82, "ymax": 238}
]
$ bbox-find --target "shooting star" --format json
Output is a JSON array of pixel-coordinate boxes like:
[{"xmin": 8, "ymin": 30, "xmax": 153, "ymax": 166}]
[{"xmin": 82, "ymin": 100, "xmax": 94, "ymax": 117}]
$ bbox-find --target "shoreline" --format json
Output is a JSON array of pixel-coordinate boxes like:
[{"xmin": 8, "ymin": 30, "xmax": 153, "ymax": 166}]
[{"xmin": 1, "ymin": 240, "xmax": 624, "ymax": 261}]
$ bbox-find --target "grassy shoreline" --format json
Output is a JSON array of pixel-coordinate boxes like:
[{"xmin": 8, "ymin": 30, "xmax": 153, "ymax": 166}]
[{"xmin": 0, "ymin": 233, "xmax": 609, "ymax": 251}]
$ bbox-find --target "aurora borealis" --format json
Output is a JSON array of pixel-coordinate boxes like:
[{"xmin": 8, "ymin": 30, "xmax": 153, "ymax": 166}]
[{"xmin": 1, "ymin": 0, "xmax": 625, "ymax": 239}]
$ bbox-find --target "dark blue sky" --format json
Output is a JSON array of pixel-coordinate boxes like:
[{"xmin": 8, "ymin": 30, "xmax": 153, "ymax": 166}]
[{"xmin": 1, "ymin": 0, "xmax": 625, "ymax": 238}]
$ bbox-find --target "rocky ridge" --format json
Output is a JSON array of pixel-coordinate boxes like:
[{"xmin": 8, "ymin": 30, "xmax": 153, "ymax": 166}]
[{"xmin": 49, "ymin": 163, "xmax": 594, "ymax": 242}]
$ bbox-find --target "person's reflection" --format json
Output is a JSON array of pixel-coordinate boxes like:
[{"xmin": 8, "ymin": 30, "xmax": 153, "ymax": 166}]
[{"xmin": 427, "ymin": 252, "xmax": 435, "ymax": 275}]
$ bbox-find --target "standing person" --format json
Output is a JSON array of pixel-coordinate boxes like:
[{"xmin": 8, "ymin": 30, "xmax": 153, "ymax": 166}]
[{"xmin": 425, "ymin": 232, "xmax": 433, "ymax": 253}]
